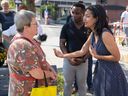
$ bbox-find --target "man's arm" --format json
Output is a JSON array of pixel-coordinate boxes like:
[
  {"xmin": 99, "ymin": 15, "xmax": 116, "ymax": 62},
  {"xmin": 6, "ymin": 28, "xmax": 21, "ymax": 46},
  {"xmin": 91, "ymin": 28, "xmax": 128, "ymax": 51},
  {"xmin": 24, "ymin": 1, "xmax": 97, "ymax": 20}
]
[
  {"xmin": 59, "ymin": 39, "xmax": 68, "ymax": 54},
  {"xmin": 59, "ymin": 24, "xmax": 68, "ymax": 53},
  {"xmin": 120, "ymin": 17, "xmax": 124, "ymax": 29},
  {"xmin": 59, "ymin": 24, "xmax": 79, "ymax": 65},
  {"xmin": 120, "ymin": 12, "xmax": 125, "ymax": 29}
]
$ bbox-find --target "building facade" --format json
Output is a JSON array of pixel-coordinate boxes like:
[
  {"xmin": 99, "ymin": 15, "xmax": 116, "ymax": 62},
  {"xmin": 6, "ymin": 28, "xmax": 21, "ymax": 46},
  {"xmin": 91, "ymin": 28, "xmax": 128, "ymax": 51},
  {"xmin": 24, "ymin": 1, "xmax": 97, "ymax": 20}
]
[
  {"xmin": 41, "ymin": 0, "xmax": 96, "ymax": 17},
  {"xmin": 96, "ymin": 0, "xmax": 128, "ymax": 22},
  {"xmin": 35, "ymin": 0, "xmax": 128, "ymax": 22}
]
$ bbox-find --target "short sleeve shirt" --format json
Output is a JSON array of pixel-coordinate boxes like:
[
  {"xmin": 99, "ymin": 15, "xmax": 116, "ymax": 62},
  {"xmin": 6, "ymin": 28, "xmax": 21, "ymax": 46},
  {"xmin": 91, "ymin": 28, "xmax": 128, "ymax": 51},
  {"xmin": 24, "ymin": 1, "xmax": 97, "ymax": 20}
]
[
  {"xmin": 121, "ymin": 11, "xmax": 128, "ymax": 27},
  {"xmin": 60, "ymin": 20, "xmax": 89, "ymax": 52},
  {"xmin": 0, "ymin": 11, "xmax": 15, "ymax": 31}
]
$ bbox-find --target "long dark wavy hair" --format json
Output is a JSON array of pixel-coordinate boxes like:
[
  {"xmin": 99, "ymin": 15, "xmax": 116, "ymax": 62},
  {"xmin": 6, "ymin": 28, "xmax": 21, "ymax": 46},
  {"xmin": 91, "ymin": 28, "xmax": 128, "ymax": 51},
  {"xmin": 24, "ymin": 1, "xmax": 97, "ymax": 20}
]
[{"xmin": 86, "ymin": 5, "xmax": 112, "ymax": 36}]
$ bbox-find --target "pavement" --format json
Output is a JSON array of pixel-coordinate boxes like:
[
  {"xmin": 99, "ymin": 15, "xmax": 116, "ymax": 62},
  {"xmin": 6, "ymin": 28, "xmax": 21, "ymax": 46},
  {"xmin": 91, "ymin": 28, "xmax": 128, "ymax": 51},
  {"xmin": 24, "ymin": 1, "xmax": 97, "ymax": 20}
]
[{"xmin": 0, "ymin": 24, "xmax": 128, "ymax": 96}]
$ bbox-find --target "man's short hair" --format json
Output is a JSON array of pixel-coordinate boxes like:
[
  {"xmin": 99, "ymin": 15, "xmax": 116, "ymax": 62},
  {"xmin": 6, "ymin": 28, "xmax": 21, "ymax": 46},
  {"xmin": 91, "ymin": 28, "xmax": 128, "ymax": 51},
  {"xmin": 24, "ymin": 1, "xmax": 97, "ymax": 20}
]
[{"xmin": 72, "ymin": 2, "xmax": 85, "ymax": 12}]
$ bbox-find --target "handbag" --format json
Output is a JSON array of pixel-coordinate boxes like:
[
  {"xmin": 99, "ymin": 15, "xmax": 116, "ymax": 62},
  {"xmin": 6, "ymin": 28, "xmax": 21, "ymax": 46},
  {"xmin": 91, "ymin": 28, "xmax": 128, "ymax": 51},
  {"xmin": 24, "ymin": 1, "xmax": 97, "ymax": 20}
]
[{"xmin": 30, "ymin": 72, "xmax": 57, "ymax": 96}]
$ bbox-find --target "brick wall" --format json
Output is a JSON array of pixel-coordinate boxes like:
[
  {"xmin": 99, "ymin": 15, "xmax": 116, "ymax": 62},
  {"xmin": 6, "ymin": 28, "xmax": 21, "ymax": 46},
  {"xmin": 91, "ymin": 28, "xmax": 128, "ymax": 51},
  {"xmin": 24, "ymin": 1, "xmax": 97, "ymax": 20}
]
[
  {"xmin": 96, "ymin": 0, "xmax": 128, "ymax": 22},
  {"xmin": 107, "ymin": 10, "xmax": 122, "ymax": 22}
]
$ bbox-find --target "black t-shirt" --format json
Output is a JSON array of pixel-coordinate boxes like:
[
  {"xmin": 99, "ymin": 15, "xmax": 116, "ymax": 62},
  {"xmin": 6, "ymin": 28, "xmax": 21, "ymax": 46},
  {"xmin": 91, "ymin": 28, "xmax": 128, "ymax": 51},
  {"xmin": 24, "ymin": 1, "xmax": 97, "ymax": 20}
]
[
  {"xmin": 60, "ymin": 20, "xmax": 90, "ymax": 52},
  {"xmin": 0, "ymin": 11, "xmax": 15, "ymax": 31}
]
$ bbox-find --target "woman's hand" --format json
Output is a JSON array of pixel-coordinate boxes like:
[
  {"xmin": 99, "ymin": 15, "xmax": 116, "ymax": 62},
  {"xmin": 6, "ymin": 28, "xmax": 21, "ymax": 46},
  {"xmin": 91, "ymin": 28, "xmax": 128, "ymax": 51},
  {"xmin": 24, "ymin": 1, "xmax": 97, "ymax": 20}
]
[
  {"xmin": 29, "ymin": 68, "xmax": 56, "ymax": 80},
  {"xmin": 44, "ymin": 70, "xmax": 56, "ymax": 80},
  {"xmin": 29, "ymin": 67, "xmax": 44, "ymax": 79},
  {"xmin": 53, "ymin": 48, "xmax": 64, "ymax": 58},
  {"xmin": 89, "ymin": 45, "xmax": 98, "ymax": 59},
  {"xmin": 49, "ymin": 69, "xmax": 57, "ymax": 80}
]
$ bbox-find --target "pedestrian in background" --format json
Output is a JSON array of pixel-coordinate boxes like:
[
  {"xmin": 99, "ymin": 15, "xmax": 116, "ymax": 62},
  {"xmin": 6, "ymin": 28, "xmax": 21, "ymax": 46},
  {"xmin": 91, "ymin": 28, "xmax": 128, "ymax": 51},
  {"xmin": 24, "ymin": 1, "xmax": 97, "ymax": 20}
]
[
  {"xmin": 0, "ymin": 0, "xmax": 15, "ymax": 31},
  {"xmin": 2, "ymin": 4, "xmax": 28, "ymax": 50},
  {"xmin": 0, "ymin": 0, "xmax": 15, "ymax": 44},
  {"xmin": 120, "ymin": 5, "xmax": 128, "ymax": 46},
  {"xmin": 0, "ymin": 0, "xmax": 15, "ymax": 66},
  {"xmin": 59, "ymin": 2, "xmax": 89, "ymax": 96},
  {"xmin": 54, "ymin": 5, "xmax": 128, "ymax": 96},
  {"xmin": 7, "ymin": 10, "xmax": 57, "ymax": 96},
  {"xmin": 2, "ymin": 17, "xmax": 47, "ymax": 50},
  {"xmin": 2, "ymin": 4, "xmax": 47, "ymax": 51}
]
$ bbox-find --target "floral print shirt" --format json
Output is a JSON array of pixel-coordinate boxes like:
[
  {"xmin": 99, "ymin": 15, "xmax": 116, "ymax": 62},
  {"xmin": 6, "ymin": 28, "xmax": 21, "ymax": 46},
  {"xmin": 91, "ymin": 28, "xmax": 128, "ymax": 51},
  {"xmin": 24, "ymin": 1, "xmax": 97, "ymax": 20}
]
[{"xmin": 7, "ymin": 36, "xmax": 50, "ymax": 96}]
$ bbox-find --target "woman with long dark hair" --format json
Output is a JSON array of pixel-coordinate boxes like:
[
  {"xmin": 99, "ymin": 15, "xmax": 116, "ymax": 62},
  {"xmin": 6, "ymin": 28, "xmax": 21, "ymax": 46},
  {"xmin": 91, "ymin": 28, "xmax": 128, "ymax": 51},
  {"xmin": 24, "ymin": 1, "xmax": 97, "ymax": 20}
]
[{"xmin": 54, "ymin": 5, "xmax": 128, "ymax": 96}]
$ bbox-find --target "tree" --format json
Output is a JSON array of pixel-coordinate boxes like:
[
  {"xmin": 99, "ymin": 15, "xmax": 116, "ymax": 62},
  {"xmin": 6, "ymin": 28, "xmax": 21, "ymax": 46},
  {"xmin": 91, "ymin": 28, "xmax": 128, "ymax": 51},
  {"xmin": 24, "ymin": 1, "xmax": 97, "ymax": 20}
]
[
  {"xmin": 9, "ymin": 0, "xmax": 16, "ymax": 9},
  {"xmin": 40, "ymin": 2, "xmax": 58, "ymax": 20},
  {"xmin": 22, "ymin": 0, "xmax": 35, "ymax": 12}
]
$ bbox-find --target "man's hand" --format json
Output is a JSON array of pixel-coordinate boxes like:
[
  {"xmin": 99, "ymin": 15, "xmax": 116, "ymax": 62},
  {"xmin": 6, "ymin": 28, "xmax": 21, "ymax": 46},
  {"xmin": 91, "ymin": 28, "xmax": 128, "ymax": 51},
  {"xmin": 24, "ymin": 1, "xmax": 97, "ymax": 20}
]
[
  {"xmin": 53, "ymin": 48, "xmax": 64, "ymax": 58},
  {"xmin": 68, "ymin": 58, "xmax": 78, "ymax": 65}
]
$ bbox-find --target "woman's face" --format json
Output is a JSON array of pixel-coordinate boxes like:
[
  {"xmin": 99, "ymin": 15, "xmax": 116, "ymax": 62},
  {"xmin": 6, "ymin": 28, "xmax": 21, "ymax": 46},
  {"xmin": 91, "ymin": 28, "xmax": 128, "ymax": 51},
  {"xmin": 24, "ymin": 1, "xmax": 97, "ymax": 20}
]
[
  {"xmin": 83, "ymin": 9, "xmax": 97, "ymax": 30},
  {"xmin": 23, "ymin": 18, "xmax": 37, "ymax": 39}
]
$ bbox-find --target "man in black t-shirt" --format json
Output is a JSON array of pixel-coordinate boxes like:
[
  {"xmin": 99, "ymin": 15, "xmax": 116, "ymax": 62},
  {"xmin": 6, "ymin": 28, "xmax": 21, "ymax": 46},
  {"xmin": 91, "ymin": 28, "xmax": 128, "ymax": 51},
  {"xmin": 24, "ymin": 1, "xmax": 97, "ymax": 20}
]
[{"xmin": 60, "ymin": 3, "xmax": 92, "ymax": 96}]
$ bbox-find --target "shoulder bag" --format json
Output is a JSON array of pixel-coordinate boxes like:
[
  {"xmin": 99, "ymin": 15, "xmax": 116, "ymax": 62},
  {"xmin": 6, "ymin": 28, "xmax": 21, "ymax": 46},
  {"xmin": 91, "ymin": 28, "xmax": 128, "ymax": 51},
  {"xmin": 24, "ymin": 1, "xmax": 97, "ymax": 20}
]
[{"xmin": 30, "ymin": 71, "xmax": 57, "ymax": 96}]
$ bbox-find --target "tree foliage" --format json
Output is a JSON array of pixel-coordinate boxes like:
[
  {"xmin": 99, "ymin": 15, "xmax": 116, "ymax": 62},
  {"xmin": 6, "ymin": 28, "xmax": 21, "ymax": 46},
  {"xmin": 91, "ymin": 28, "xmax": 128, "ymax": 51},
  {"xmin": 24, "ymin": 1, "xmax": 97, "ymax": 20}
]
[
  {"xmin": 9, "ymin": 0, "xmax": 16, "ymax": 9},
  {"xmin": 40, "ymin": 3, "xmax": 58, "ymax": 20},
  {"xmin": 22, "ymin": 0, "xmax": 35, "ymax": 12}
]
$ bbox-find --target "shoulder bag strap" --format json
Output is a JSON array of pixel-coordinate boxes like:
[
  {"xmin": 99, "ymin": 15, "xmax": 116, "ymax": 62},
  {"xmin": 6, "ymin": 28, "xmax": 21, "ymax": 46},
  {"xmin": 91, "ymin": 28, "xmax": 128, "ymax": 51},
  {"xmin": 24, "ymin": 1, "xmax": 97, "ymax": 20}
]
[{"xmin": 35, "ymin": 71, "xmax": 48, "ymax": 87}]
